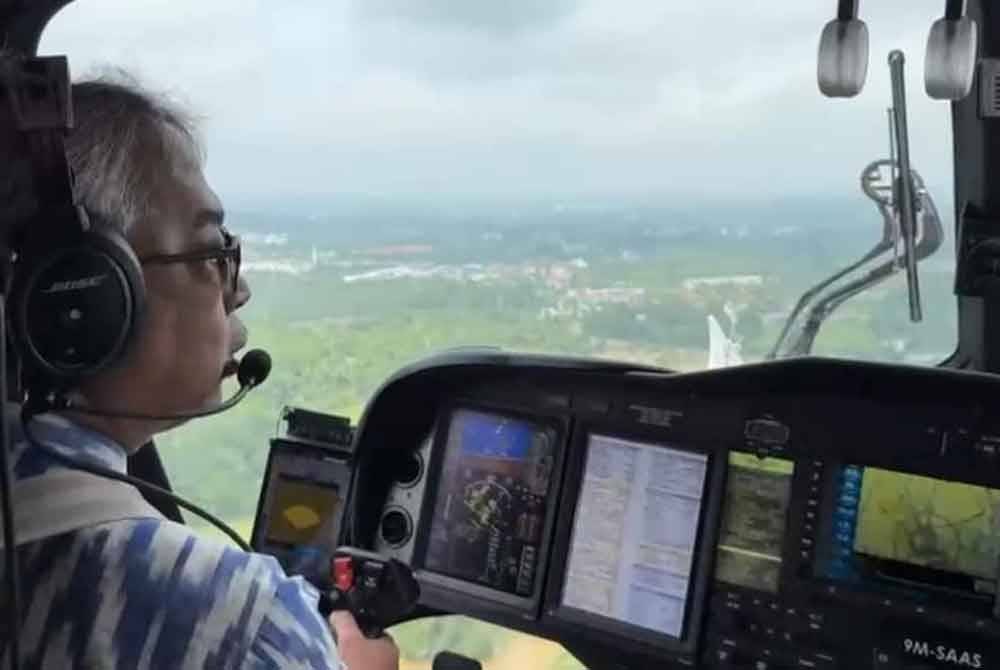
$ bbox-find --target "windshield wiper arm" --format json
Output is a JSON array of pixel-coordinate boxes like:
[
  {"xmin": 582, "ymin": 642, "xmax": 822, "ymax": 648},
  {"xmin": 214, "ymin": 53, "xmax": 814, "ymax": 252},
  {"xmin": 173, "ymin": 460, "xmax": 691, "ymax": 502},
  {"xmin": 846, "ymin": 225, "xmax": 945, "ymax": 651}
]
[
  {"xmin": 781, "ymin": 175, "xmax": 944, "ymax": 357},
  {"xmin": 769, "ymin": 158, "xmax": 903, "ymax": 359}
]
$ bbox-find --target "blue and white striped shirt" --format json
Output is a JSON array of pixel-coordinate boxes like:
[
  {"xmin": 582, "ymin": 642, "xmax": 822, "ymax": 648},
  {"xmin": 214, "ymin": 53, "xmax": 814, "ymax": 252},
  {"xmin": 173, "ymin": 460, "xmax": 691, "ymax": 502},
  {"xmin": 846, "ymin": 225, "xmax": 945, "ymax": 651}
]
[{"xmin": 0, "ymin": 411, "xmax": 344, "ymax": 669}]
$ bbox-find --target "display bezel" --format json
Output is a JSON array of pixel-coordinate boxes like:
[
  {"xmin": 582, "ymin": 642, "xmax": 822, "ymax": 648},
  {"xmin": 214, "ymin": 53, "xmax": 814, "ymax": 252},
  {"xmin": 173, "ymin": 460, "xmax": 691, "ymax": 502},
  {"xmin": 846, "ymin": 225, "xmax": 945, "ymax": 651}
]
[
  {"xmin": 713, "ymin": 450, "xmax": 799, "ymax": 597},
  {"xmin": 250, "ymin": 438, "xmax": 354, "ymax": 554},
  {"xmin": 544, "ymin": 420, "xmax": 726, "ymax": 657},
  {"xmin": 813, "ymin": 461, "xmax": 1000, "ymax": 613},
  {"xmin": 410, "ymin": 400, "xmax": 570, "ymax": 617}
]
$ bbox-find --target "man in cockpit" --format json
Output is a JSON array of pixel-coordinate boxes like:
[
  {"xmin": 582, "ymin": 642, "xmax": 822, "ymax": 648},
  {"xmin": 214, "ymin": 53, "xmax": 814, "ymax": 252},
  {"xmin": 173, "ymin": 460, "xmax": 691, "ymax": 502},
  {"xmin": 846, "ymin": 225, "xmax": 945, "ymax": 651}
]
[{"xmin": 0, "ymin": 61, "xmax": 399, "ymax": 669}]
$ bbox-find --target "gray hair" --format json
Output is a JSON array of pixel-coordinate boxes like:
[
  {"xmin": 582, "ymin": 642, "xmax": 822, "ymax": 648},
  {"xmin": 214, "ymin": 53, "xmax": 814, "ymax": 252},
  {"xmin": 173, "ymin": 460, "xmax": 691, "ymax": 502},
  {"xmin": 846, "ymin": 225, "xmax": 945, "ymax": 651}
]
[{"xmin": 67, "ymin": 70, "xmax": 205, "ymax": 235}]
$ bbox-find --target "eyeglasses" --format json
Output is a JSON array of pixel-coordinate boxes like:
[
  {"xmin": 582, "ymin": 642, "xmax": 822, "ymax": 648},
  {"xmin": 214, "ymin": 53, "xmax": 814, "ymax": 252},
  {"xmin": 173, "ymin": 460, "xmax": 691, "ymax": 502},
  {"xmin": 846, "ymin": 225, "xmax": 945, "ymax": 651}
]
[{"xmin": 138, "ymin": 229, "xmax": 241, "ymax": 297}]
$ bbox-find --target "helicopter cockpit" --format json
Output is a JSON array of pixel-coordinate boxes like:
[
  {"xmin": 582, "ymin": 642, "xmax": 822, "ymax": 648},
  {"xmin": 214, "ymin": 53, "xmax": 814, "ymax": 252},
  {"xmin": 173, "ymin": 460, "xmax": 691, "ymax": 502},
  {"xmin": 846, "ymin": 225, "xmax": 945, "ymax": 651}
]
[{"xmin": 5, "ymin": 1, "xmax": 1000, "ymax": 669}]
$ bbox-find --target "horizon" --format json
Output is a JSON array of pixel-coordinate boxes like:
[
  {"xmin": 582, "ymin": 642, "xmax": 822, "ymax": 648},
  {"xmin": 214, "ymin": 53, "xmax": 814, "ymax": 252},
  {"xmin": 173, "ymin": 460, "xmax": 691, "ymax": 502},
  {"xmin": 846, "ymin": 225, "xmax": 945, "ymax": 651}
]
[{"xmin": 224, "ymin": 192, "xmax": 957, "ymax": 238}]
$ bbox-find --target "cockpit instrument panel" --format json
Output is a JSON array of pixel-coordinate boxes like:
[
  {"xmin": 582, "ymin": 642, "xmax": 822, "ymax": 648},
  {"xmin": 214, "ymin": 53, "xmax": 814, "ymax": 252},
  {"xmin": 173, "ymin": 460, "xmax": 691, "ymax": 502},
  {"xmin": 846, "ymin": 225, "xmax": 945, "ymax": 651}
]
[
  {"xmin": 818, "ymin": 464, "xmax": 1000, "ymax": 610},
  {"xmin": 252, "ymin": 438, "xmax": 353, "ymax": 580},
  {"xmin": 549, "ymin": 430, "xmax": 723, "ymax": 657},
  {"xmin": 714, "ymin": 453, "xmax": 795, "ymax": 594},
  {"xmin": 561, "ymin": 435, "xmax": 708, "ymax": 637},
  {"xmin": 351, "ymin": 352, "xmax": 1000, "ymax": 669},
  {"xmin": 413, "ymin": 405, "xmax": 565, "ymax": 614}
]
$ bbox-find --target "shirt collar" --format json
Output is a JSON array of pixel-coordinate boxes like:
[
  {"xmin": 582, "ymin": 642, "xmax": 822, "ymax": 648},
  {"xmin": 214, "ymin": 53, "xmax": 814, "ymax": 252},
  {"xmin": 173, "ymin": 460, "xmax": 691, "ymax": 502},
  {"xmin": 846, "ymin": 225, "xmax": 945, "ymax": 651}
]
[{"xmin": 7, "ymin": 405, "xmax": 129, "ymax": 479}]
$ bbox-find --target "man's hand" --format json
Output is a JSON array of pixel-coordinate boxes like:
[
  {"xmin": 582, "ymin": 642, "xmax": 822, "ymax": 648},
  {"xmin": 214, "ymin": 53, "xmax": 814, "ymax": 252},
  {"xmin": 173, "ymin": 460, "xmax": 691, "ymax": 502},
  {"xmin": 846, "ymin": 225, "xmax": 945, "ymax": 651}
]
[{"xmin": 329, "ymin": 610, "xmax": 400, "ymax": 670}]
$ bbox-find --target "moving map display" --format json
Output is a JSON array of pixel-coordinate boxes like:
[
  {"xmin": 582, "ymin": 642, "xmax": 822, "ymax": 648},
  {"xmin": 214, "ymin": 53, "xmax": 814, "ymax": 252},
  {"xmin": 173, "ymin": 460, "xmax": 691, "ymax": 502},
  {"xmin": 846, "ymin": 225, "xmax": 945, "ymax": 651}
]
[
  {"xmin": 824, "ymin": 465, "xmax": 1000, "ymax": 595},
  {"xmin": 423, "ymin": 408, "xmax": 559, "ymax": 596},
  {"xmin": 562, "ymin": 434, "xmax": 709, "ymax": 639},
  {"xmin": 254, "ymin": 450, "xmax": 345, "ymax": 578},
  {"xmin": 714, "ymin": 453, "xmax": 794, "ymax": 593}
]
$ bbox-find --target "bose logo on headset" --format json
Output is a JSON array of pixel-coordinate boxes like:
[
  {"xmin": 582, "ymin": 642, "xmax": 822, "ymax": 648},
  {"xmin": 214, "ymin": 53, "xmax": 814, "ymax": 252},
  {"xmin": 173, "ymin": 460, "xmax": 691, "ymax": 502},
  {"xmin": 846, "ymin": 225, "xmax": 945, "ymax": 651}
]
[{"xmin": 42, "ymin": 274, "xmax": 108, "ymax": 293}]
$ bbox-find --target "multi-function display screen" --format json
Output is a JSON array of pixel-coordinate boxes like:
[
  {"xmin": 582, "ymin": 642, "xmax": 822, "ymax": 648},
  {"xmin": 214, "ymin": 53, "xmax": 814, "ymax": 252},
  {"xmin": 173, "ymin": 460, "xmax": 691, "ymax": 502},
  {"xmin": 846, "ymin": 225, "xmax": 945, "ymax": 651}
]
[
  {"xmin": 821, "ymin": 465, "xmax": 1000, "ymax": 601},
  {"xmin": 714, "ymin": 453, "xmax": 795, "ymax": 593},
  {"xmin": 423, "ymin": 408, "xmax": 559, "ymax": 597},
  {"xmin": 254, "ymin": 448, "xmax": 347, "ymax": 579},
  {"xmin": 561, "ymin": 434, "xmax": 709, "ymax": 639}
]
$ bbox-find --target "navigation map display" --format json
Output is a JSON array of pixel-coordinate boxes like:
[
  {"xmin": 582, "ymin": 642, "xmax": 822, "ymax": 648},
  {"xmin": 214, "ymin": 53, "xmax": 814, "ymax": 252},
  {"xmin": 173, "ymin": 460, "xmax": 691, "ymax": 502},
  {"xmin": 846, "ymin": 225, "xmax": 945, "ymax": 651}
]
[
  {"xmin": 714, "ymin": 453, "xmax": 794, "ymax": 593},
  {"xmin": 423, "ymin": 408, "xmax": 559, "ymax": 597},
  {"xmin": 822, "ymin": 465, "xmax": 1000, "ymax": 597},
  {"xmin": 562, "ymin": 434, "xmax": 709, "ymax": 639},
  {"xmin": 253, "ymin": 446, "xmax": 347, "ymax": 580}
]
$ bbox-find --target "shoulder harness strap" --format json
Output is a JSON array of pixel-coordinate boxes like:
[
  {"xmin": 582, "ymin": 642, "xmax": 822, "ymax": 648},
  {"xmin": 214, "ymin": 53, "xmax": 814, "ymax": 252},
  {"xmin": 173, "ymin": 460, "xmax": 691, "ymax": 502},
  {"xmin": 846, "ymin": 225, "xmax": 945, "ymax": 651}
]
[{"xmin": 0, "ymin": 469, "xmax": 165, "ymax": 546}]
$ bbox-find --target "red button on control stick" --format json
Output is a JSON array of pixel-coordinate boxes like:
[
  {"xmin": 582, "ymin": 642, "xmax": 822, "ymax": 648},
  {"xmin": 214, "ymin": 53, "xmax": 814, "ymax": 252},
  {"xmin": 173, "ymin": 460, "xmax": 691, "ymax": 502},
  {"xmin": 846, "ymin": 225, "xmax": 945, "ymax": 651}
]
[{"xmin": 333, "ymin": 557, "xmax": 354, "ymax": 592}]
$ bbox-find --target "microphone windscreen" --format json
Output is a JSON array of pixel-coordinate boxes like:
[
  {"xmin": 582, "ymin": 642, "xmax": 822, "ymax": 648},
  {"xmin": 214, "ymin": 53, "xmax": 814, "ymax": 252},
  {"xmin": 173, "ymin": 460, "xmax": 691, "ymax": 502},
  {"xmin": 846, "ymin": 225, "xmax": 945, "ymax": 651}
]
[{"xmin": 237, "ymin": 349, "xmax": 272, "ymax": 388}]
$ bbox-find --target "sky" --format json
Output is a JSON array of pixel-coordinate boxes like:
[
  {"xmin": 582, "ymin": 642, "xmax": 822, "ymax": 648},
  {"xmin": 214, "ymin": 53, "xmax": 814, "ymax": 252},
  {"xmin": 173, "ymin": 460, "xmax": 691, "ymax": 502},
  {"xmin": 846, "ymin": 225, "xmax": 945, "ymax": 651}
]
[{"xmin": 39, "ymin": 0, "xmax": 957, "ymax": 208}]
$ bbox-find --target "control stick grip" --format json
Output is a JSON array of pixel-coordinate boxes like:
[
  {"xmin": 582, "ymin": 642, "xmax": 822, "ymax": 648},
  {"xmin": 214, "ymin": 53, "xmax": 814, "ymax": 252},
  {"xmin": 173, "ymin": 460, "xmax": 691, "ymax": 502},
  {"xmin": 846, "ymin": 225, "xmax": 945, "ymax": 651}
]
[{"xmin": 317, "ymin": 546, "xmax": 420, "ymax": 638}]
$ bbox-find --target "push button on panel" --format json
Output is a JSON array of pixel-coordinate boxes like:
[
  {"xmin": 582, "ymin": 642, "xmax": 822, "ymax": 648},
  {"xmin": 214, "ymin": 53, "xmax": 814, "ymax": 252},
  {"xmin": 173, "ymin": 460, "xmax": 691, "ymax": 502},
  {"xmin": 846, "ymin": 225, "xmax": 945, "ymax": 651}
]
[
  {"xmin": 745, "ymin": 418, "xmax": 791, "ymax": 445},
  {"xmin": 744, "ymin": 655, "xmax": 796, "ymax": 670},
  {"xmin": 872, "ymin": 649, "xmax": 899, "ymax": 669},
  {"xmin": 706, "ymin": 643, "xmax": 778, "ymax": 669},
  {"xmin": 710, "ymin": 646, "xmax": 736, "ymax": 666},
  {"xmin": 379, "ymin": 508, "xmax": 412, "ymax": 547},
  {"xmin": 359, "ymin": 560, "xmax": 385, "ymax": 592},
  {"xmin": 333, "ymin": 556, "xmax": 354, "ymax": 592},
  {"xmin": 394, "ymin": 452, "xmax": 423, "ymax": 488}
]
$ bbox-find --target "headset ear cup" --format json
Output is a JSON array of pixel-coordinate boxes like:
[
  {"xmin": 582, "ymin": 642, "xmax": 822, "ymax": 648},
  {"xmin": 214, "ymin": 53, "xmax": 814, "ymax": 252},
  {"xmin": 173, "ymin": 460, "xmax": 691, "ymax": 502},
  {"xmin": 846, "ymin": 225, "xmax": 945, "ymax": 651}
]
[{"xmin": 9, "ymin": 229, "xmax": 144, "ymax": 387}]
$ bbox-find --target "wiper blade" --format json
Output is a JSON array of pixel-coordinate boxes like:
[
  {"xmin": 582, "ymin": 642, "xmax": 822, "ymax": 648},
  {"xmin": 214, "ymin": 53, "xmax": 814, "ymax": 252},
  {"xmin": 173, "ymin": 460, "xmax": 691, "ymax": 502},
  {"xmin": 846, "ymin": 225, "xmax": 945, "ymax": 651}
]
[{"xmin": 890, "ymin": 50, "xmax": 923, "ymax": 322}]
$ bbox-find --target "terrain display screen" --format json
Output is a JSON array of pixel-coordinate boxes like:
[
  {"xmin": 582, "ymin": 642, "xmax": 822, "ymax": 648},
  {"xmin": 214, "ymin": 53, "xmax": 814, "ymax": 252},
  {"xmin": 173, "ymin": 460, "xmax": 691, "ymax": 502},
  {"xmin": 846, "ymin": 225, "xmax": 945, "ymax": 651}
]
[
  {"xmin": 254, "ymin": 447, "xmax": 347, "ymax": 578},
  {"xmin": 561, "ymin": 434, "xmax": 709, "ymax": 639},
  {"xmin": 423, "ymin": 408, "xmax": 559, "ymax": 596},
  {"xmin": 821, "ymin": 465, "xmax": 1000, "ymax": 599},
  {"xmin": 714, "ymin": 453, "xmax": 795, "ymax": 593}
]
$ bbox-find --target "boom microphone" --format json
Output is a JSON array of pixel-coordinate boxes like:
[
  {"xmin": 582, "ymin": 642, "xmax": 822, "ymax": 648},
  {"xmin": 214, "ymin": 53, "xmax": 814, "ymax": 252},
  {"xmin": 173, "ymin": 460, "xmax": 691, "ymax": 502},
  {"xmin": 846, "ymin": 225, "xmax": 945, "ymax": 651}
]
[
  {"xmin": 64, "ymin": 349, "xmax": 272, "ymax": 420},
  {"xmin": 236, "ymin": 348, "xmax": 271, "ymax": 388}
]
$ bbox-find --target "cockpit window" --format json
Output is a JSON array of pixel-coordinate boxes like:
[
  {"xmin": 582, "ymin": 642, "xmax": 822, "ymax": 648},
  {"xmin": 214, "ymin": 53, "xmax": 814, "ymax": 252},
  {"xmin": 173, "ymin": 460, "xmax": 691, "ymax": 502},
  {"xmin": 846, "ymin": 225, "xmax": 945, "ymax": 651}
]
[{"xmin": 41, "ymin": 1, "xmax": 957, "ymax": 667}]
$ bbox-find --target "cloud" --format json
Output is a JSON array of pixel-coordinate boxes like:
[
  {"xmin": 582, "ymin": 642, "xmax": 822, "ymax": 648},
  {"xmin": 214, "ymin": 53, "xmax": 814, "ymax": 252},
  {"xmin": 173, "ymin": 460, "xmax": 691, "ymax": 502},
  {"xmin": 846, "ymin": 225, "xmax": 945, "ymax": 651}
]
[
  {"xmin": 352, "ymin": 0, "xmax": 581, "ymax": 37},
  {"xmin": 37, "ymin": 0, "xmax": 956, "ymax": 205}
]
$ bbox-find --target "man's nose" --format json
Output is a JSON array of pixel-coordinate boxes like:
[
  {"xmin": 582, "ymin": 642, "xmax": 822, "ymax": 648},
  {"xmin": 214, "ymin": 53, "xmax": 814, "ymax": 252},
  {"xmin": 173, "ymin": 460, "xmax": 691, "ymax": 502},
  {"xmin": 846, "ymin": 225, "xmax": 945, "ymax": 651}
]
[{"xmin": 228, "ymin": 275, "xmax": 251, "ymax": 312}]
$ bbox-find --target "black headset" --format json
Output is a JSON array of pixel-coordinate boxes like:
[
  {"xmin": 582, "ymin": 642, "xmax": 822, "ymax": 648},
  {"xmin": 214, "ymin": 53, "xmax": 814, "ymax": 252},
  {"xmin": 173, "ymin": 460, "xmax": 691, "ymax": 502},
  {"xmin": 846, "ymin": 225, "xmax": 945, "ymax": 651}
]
[
  {"xmin": 8, "ymin": 206, "xmax": 146, "ymax": 401},
  {"xmin": 2, "ymin": 55, "xmax": 146, "ymax": 403}
]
